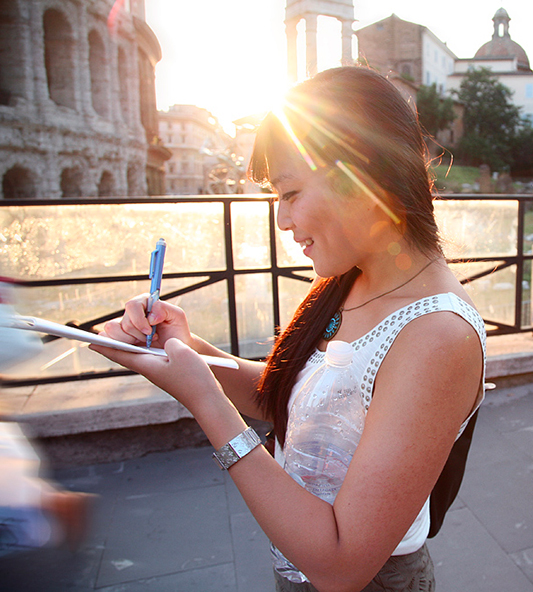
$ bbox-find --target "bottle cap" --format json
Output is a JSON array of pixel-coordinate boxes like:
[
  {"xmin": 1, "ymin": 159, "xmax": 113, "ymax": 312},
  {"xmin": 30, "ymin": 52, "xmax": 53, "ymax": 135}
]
[{"xmin": 325, "ymin": 340, "xmax": 353, "ymax": 366}]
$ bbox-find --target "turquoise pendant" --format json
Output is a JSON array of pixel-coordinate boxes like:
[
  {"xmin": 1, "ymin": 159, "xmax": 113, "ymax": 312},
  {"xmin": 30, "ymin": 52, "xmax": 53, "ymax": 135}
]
[{"xmin": 323, "ymin": 309, "xmax": 342, "ymax": 341}]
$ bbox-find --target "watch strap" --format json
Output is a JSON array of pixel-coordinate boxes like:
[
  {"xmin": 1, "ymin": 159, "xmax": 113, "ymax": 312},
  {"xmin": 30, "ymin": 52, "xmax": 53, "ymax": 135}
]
[{"xmin": 212, "ymin": 427, "xmax": 261, "ymax": 470}]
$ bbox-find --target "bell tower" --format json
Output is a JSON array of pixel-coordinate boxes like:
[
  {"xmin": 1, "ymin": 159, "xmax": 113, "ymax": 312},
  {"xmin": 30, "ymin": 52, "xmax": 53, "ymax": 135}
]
[{"xmin": 285, "ymin": 0, "xmax": 355, "ymax": 82}]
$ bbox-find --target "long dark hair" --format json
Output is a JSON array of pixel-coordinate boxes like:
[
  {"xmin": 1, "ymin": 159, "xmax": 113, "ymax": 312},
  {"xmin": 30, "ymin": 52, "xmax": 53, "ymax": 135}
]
[{"xmin": 249, "ymin": 66, "xmax": 442, "ymax": 447}]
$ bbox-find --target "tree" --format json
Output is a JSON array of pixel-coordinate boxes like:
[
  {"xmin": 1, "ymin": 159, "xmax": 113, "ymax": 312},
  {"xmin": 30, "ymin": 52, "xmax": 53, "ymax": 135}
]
[
  {"xmin": 416, "ymin": 83, "xmax": 455, "ymax": 137},
  {"xmin": 510, "ymin": 119, "xmax": 533, "ymax": 177},
  {"xmin": 452, "ymin": 67, "xmax": 522, "ymax": 171}
]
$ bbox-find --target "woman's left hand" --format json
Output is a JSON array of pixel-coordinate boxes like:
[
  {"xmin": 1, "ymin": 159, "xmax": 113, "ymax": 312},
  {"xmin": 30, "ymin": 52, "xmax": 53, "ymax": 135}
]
[{"xmin": 90, "ymin": 336, "xmax": 223, "ymax": 414}]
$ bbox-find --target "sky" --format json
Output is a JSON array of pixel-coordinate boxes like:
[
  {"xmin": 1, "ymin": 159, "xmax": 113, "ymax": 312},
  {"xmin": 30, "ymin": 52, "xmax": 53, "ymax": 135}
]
[{"xmin": 144, "ymin": 0, "xmax": 533, "ymax": 134}]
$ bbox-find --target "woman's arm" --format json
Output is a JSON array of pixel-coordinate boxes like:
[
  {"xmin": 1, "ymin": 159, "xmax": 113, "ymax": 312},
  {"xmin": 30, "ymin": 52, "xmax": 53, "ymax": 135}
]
[
  {"xmin": 101, "ymin": 295, "xmax": 267, "ymax": 420},
  {"xmin": 92, "ymin": 310, "xmax": 482, "ymax": 592},
  {"xmin": 187, "ymin": 333, "xmax": 267, "ymax": 420}
]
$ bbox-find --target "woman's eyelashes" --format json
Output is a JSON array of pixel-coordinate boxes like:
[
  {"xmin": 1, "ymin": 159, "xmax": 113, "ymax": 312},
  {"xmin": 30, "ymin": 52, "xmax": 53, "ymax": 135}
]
[{"xmin": 281, "ymin": 190, "xmax": 298, "ymax": 202}]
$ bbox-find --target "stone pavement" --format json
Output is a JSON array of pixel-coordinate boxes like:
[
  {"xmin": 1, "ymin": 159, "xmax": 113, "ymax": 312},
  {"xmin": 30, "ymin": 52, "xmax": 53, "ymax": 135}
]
[
  {"xmin": 0, "ymin": 382, "xmax": 532, "ymax": 591},
  {"xmin": 1, "ymin": 332, "xmax": 533, "ymax": 591}
]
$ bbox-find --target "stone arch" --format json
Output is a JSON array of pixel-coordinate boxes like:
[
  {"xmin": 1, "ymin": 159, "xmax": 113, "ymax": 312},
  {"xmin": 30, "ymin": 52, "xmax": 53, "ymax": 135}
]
[
  {"xmin": 88, "ymin": 28, "xmax": 109, "ymax": 118},
  {"xmin": 97, "ymin": 170, "xmax": 115, "ymax": 196},
  {"xmin": 2, "ymin": 165, "xmax": 38, "ymax": 199},
  {"xmin": 43, "ymin": 8, "xmax": 76, "ymax": 109},
  {"xmin": 0, "ymin": 0, "xmax": 25, "ymax": 106},
  {"xmin": 60, "ymin": 166, "xmax": 83, "ymax": 197}
]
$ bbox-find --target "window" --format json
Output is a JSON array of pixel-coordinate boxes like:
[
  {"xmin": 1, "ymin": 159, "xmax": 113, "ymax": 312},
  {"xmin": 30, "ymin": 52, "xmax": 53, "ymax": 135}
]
[
  {"xmin": 60, "ymin": 167, "xmax": 83, "ymax": 198},
  {"xmin": 0, "ymin": 0, "xmax": 26, "ymax": 105},
  {"xmin": 526, "ymin": 84, "xmax": 533, "ymax": 99},
  {"xmin": 2, "ymin": 165, "xmax": 37, "ymax": 199},
  {"xmin": 43, "ymin": 9, "xmax": 76, "ymax": 109}
]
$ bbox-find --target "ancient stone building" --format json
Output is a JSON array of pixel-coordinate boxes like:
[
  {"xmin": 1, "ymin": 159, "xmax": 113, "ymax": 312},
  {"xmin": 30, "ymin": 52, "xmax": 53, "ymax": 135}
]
[
  {"xmin": 0, "ymin": 0, "xmax": 169, "ymax": 199},
  {"xmin": 355, "ymin": 14, "xmax": 457, "ymax": 94},
  {"xmin": 159, "ymin": 105, "xmax": 233, "ymax": 195},
  {"xmin": 285, "ymin": 0, "xmax": 355, "ymax": 82}
]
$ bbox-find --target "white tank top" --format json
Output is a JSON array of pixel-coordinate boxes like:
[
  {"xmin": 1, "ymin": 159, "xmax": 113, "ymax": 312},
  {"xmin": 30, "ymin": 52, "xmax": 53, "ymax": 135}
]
[{"xmin": 275, "ymin": 292, "xmax": 486, "ymax": 555}]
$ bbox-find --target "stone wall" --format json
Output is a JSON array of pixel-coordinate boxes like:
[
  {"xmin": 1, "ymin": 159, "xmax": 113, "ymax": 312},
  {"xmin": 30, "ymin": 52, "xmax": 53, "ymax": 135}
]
[
  {"xmin": 356, "ymin": 15, "xmax": 424, "ymax": 84},
  {"xmin": 0, "ymin": 0, "xmax": 163, "ymax": 199}
]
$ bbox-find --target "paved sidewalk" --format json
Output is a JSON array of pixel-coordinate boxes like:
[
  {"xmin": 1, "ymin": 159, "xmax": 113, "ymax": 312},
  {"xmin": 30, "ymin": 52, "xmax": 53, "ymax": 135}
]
[{"xmin": 1, "ymin": 382, "xmax": 533, "ymax": 592}]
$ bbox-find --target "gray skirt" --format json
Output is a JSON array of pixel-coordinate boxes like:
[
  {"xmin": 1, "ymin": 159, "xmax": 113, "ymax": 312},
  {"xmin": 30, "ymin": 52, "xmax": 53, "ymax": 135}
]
[{"xmin": 274, "ymin": 543, "xmax": 435, "ymax": 592}]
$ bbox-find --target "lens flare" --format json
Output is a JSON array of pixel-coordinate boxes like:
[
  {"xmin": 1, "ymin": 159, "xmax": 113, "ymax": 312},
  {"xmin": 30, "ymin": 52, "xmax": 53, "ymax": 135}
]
[
  {"xmin": 284, "ymin": 100, "xmax": 370, "ymax": 167},
  {"xmin": 272, "ymin": 106, "xmax": 318, "ymax": 172},
  {"xmin": 335, "ymin": 160, "xmax": 401, "ymax": 225},
  {"xmin": 107, "ymin": 0, "xmax": 125, "ymax": 36}
]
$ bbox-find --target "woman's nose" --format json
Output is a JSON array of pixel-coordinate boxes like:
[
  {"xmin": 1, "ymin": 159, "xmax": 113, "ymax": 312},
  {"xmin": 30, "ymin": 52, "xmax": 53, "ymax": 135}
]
[{"xmin": 276, "ymin": 200, "xmax": 293, "ymax": 232}]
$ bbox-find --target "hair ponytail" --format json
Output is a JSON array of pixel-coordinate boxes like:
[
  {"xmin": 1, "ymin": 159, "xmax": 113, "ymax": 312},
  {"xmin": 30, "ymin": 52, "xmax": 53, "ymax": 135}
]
[{"xmin": 256, "ymin": 267, "xmax": 360, "ymax": 448}]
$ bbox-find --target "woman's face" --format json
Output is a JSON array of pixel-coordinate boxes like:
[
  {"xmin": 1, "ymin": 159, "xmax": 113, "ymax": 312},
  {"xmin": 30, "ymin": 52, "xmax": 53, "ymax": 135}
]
[{"xmin": 269, "ymin": 151, "xmax": 398, "ymax": 278}]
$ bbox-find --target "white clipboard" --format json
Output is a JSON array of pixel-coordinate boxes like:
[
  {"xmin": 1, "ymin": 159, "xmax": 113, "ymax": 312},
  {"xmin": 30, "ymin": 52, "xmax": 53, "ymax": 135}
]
[{"xmin": 1, "ymin": 315, "xmax": 239, "ymax": 370}]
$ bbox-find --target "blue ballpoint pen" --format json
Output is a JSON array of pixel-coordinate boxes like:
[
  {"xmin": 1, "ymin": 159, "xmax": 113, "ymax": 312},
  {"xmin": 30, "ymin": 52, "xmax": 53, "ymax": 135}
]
[{"xmin": 146, "ymin": 238, "xmax": 166, "ymax": 348}]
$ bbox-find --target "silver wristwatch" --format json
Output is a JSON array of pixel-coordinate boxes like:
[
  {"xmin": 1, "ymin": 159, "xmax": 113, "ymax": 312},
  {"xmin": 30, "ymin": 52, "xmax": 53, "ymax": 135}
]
[{"xmin": 212, "ymin": 427, "xmax": 262, "ymax": 470}]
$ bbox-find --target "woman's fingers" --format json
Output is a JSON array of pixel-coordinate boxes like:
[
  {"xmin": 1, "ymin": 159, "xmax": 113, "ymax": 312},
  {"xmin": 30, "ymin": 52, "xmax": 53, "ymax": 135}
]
[
  {"xmin": 103, "ymin": 318, "xmax": 146, "ymax": 345},
  {"xmin": 95, "ymin": 295, "xmax": 194, "ymax": 360},
  {"xmin": 124, "ymin": 296, "xmax": 153, "ymax": 335}
]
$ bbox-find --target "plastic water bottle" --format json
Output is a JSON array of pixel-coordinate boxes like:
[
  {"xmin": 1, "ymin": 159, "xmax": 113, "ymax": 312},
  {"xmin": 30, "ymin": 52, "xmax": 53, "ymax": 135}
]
[
  {"xmin": 271, "ymin": 340, "xmax": 365, "ymax": 583},
  {"xmin": 284, "ymin": 339, "xmax": 365, "ymax": 504}
]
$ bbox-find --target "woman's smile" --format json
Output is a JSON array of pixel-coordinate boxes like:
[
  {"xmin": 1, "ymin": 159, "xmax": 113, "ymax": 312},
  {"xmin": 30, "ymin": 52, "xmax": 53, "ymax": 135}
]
[{"xmin": 297, "ymin": 237, "xmax": 314, "ymax": 256}]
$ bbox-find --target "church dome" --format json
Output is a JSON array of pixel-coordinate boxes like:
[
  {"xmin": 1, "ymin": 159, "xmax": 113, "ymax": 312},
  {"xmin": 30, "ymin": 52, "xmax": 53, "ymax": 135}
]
[{"xmin": 474, "ymin": 8, "xmax": 530, "ymax": 70}]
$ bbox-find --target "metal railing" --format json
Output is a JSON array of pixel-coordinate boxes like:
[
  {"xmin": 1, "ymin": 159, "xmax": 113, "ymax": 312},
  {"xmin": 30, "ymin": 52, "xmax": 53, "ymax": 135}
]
[{"xmin": 1, "ymin": 193, "xmax": 533, "ymax": 386}]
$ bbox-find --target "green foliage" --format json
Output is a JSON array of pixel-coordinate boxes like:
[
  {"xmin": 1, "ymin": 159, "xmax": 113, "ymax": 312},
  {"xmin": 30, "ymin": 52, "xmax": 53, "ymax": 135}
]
[
  {"xmin": 416, "ymin": 83, "xmax": 455, "ymax": 137},
  {"xmin": 452, "ymin": 68, "xmax": 522, "ymax": 171},
  {"xmin": 431, "ymin": 164, "xmax": 481, "ymax": 193}
]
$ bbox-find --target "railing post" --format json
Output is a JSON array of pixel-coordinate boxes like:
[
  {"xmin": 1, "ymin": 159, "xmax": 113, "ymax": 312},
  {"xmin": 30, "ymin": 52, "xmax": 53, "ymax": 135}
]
[
  {"xmin": 516, "ymin": 198, "xmax": 525, "ymax": 329},
  {"xmin": 223, "ymin": 199, "xmax": 239, "ymax": 357},
  {"xmin": 269, "ymin": 200, "xmax": 281, "ymax": 336}
]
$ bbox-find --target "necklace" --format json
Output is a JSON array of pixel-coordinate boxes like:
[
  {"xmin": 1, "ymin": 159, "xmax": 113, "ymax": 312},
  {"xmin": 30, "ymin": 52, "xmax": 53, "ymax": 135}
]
[{"xmin": 323, "ymin": 258, "xmax": 439, "ymax": 341}]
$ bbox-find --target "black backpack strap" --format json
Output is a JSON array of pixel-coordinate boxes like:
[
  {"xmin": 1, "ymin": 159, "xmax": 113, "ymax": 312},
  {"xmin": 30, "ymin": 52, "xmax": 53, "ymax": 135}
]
[{"xmin": 428, "ymin": 408, "xmax": 479, "ymax": 537}]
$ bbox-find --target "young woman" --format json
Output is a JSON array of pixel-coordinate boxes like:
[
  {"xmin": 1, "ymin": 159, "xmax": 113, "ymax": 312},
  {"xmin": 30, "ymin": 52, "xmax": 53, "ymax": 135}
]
[{"xmin": 92, "ymin": 67, "xmax": 485, "ymax": 592}]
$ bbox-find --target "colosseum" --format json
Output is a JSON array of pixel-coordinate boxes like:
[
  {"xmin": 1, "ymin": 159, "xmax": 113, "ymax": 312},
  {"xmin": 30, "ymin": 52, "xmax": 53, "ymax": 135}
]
[{"xmin": 0, "ymin": 0, "xmax": 169, "ymax": 199}]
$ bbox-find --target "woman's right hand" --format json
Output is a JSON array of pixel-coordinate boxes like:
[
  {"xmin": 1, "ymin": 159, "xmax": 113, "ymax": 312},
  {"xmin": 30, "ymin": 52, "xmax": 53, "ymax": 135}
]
[{"xmin": 103, "ymin": 295, "xmax": 192, "ymax": 349}]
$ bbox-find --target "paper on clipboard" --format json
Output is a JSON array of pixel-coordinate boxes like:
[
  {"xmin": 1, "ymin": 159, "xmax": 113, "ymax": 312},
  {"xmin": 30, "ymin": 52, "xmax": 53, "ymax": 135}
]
[{"xmin": 1, "ymin": 315, "xmax": 239, "ymax": 370}]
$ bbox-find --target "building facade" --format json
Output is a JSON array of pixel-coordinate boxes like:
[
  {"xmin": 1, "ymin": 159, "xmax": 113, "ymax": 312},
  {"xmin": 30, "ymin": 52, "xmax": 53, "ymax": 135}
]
[
  {"xmin": 0, "ymin": 0, "xmax": 168, "ymax": 199},
  {"xmin": 447, "ymin": 9, "xmax": 533, "ymax": 123},
  {"xmin": 159, "ymin": 105, "xmax": 233, "ymax": 195},
  {"xmin": 355, "ymin": 14, "xmax": 457, "ymax": 94}
]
